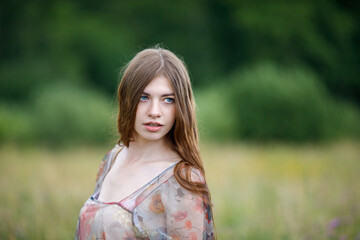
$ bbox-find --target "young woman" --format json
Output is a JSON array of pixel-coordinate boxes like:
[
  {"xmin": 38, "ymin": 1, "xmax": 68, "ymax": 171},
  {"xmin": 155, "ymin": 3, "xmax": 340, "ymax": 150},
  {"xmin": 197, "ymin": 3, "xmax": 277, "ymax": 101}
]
[{"xmin": 75, "ymin": 47, "xmax": 215, "ymax": 240}]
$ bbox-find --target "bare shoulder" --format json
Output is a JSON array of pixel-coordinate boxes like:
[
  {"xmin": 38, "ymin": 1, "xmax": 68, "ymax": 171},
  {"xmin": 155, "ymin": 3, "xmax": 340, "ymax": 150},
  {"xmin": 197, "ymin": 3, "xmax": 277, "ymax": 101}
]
[{"xmin": 95, "ymin": 144, "xmax": 121, "ymax": 180}]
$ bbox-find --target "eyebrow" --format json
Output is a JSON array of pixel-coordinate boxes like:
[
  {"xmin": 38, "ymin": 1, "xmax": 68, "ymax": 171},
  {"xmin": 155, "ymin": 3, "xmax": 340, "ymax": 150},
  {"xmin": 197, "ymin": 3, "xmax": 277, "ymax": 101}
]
[{"xmin": 142, "ymin": 92, "xmax": 175, "ymax": 97}]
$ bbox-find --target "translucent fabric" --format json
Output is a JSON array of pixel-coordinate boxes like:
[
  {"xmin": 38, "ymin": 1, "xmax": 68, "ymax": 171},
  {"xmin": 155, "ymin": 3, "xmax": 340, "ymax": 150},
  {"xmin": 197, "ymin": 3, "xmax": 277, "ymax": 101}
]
[{"xmin": 75, "ymin": 144, "xmax": 214, "ymax": 240}]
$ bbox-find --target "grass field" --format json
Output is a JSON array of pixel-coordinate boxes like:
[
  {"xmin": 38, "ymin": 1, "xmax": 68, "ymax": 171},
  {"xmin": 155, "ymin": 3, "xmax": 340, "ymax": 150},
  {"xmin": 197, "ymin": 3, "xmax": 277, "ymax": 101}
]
[{"xmin": 0, "ymin": 141, "xmax": 359, "ymax": 239}]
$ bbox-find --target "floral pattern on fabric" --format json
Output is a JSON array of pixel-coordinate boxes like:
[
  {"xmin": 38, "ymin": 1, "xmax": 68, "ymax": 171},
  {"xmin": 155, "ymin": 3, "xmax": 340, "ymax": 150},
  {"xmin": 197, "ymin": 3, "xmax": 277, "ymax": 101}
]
[
  {"xmin": 75, "ymin": 144, "xmax": 214, "ymax": 240},
  {"xmin": 78, "ymin": 204, "xmax": 100, "ymax": 239},
  {"xmin": 148, "ymin": 194, "xmax": 165, "ymax": 213}
]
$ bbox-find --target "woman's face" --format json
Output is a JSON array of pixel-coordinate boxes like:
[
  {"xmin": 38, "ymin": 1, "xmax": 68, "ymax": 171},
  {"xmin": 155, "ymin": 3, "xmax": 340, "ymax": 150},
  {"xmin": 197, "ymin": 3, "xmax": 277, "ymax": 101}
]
[{"xmin": 133, "ymin": 76, "xmax": 176, "ymax": 144}]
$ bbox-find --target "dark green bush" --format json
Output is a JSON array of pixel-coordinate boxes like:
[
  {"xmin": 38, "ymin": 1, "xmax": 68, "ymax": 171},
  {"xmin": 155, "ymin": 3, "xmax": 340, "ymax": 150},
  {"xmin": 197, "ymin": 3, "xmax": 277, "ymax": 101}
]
[
  {"xmin": 325, "ymin": 100, "xmax": 360, "ymax": 139},
  {"xmin": 230, "ymin": 63, "xmax": 330, "ymax": 141},
  {"xmin": 196, "ymin": 63, "xmax": 360, "ymax": 142},
  {"xmin": 196, "ymin": 86, "xmax": 237, "ymax": 140},
  {"xmin": 0, "ymin": 60, "xmax": 54, "ymax": 103},
  {"xmin": 0, "ymin": 105, "xmax": 34, "ymax": 144},
  {"xmin": 31, "ymin": 83, "xmax": 116, "ymax": 146}
]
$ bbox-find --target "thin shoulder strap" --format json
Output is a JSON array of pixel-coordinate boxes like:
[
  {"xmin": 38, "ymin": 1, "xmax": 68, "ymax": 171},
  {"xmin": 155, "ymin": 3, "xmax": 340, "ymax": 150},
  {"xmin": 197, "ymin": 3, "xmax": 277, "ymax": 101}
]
[
  {"xmin": 94, "ymin": 144, "xmax": 123, "ymax": 194},
  {"xmin": 104, "ymin": 144, "xmax": 123, "ymax": 178}
]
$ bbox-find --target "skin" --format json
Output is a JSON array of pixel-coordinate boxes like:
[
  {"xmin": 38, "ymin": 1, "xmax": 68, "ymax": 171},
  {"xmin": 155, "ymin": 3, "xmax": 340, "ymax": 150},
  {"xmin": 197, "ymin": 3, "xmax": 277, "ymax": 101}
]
[
  {"xmin": 98, "ymin": 76, "xmax": 180, "ymax": 202},
  {"xmin": 133, "ymin": 75, "xmax": 176, "ymax": 144}
]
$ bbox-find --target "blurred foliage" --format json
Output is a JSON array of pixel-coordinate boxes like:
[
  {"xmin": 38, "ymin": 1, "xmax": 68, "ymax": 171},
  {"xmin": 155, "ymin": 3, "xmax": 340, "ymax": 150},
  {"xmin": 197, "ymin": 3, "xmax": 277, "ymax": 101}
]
[
  {"xmin": 197, "ymin": 63, "xmax": 360, "ymax": 142},
  {"xmin": 0, "ymin": 83, "xmax": 117, "ymax": 147},
  {"xmin": 0, "ymin": 0, "xmax": 359, "ymax": 144},
  {"xmin": 31, "ymin": 83, "xmax": 116, "ymax": 147},
  {"xmin": 0, "ymin": 104, "xmax": 34, "ymax": 144}
]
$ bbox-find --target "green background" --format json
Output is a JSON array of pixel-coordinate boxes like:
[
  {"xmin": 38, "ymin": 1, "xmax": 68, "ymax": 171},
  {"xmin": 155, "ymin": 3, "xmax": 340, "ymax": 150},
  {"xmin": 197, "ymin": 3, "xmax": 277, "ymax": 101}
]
[
  {"xmin": 1, "ymin": 0, "xmax": 360, "ymax": 145},
  {"xmin": 1, "ymin": 1, "xmax": 360, "ymax": 239}
]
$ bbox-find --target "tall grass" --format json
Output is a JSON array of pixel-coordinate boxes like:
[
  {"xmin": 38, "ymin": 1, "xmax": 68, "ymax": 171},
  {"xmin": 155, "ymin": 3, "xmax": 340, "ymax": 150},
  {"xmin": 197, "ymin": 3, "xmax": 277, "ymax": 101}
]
[{"xmin": 0, "ymin": 141, "xmax": 359, "ymax": 239}]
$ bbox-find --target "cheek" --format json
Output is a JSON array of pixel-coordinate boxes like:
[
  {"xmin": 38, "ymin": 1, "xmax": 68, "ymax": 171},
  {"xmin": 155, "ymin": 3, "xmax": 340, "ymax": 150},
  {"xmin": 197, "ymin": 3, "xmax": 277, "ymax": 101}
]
[
  {"xmin": 135, "ymin": 104, "xmax": 145, "ymax": 120},
  {"xmin": 169, "ymin": 106, "xmax": 176, "ymax": 120}
]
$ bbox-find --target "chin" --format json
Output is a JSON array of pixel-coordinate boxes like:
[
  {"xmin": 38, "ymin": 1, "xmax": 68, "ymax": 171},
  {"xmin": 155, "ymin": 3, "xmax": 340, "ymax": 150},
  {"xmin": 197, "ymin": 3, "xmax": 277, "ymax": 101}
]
[{"xmin": 138, "ymin": 133, "xmax": 166, "ymax": 142}]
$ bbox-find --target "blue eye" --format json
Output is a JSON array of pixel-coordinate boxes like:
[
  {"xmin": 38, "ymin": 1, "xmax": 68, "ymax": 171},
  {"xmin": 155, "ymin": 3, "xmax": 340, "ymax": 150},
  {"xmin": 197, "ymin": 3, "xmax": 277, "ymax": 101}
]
[
  {"xmin": 164, "ymin": 98, "xmax": 175, "ymax": 103},
  {"xmin": 140, "ymin": 96, "xmax": 148, "ymax": 101}
]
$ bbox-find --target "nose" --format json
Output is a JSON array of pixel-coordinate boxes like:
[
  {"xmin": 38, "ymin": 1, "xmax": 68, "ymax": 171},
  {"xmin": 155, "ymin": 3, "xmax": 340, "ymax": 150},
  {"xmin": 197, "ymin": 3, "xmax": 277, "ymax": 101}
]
[{"xmin": 147, "ymin": 99, "xmax": 161, "ymax": 118}]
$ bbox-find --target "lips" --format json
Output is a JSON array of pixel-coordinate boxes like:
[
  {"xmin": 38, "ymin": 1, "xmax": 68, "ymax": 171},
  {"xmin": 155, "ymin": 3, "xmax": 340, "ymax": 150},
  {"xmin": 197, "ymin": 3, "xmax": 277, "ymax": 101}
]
[{"xmin": 144, "ymin": 122, "xmax": 163, "ymax": 132}]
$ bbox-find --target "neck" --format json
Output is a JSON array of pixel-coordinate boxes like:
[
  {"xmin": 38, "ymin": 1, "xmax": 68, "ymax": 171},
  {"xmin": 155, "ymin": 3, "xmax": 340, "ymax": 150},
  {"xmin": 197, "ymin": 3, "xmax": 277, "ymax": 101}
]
[{"xmin": 125, "ymin": 137, "xmax": 176, "ymax": 164}]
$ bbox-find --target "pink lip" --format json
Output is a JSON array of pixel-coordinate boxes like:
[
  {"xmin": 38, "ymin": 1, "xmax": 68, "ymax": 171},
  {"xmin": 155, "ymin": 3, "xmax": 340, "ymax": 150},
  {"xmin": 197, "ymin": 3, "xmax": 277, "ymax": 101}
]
[{"xmin": 144, "ymin": 122, "xmax": 163, "ymax": 132}]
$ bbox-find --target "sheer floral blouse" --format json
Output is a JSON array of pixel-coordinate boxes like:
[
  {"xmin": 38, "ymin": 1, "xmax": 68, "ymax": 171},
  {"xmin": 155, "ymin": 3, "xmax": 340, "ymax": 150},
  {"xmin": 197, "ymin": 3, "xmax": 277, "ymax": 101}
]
[{"xmin": 75, "ymin": 144, "xmax": 214, "ymax": 240}]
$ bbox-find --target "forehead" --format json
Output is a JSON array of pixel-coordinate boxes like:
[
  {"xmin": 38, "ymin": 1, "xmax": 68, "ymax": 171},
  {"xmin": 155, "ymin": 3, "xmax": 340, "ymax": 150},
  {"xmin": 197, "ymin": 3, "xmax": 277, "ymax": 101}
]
[{"xmin": 143, "ymin": 76, "xmax": 174, "ymax": 94}]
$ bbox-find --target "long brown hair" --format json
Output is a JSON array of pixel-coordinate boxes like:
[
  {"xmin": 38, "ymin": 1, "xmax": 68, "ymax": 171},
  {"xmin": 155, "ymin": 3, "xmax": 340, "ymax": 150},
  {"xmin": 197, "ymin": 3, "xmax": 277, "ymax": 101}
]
[{"xmin": 117, "ymin": 46, "xmax": 212, "ymax": 205}]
